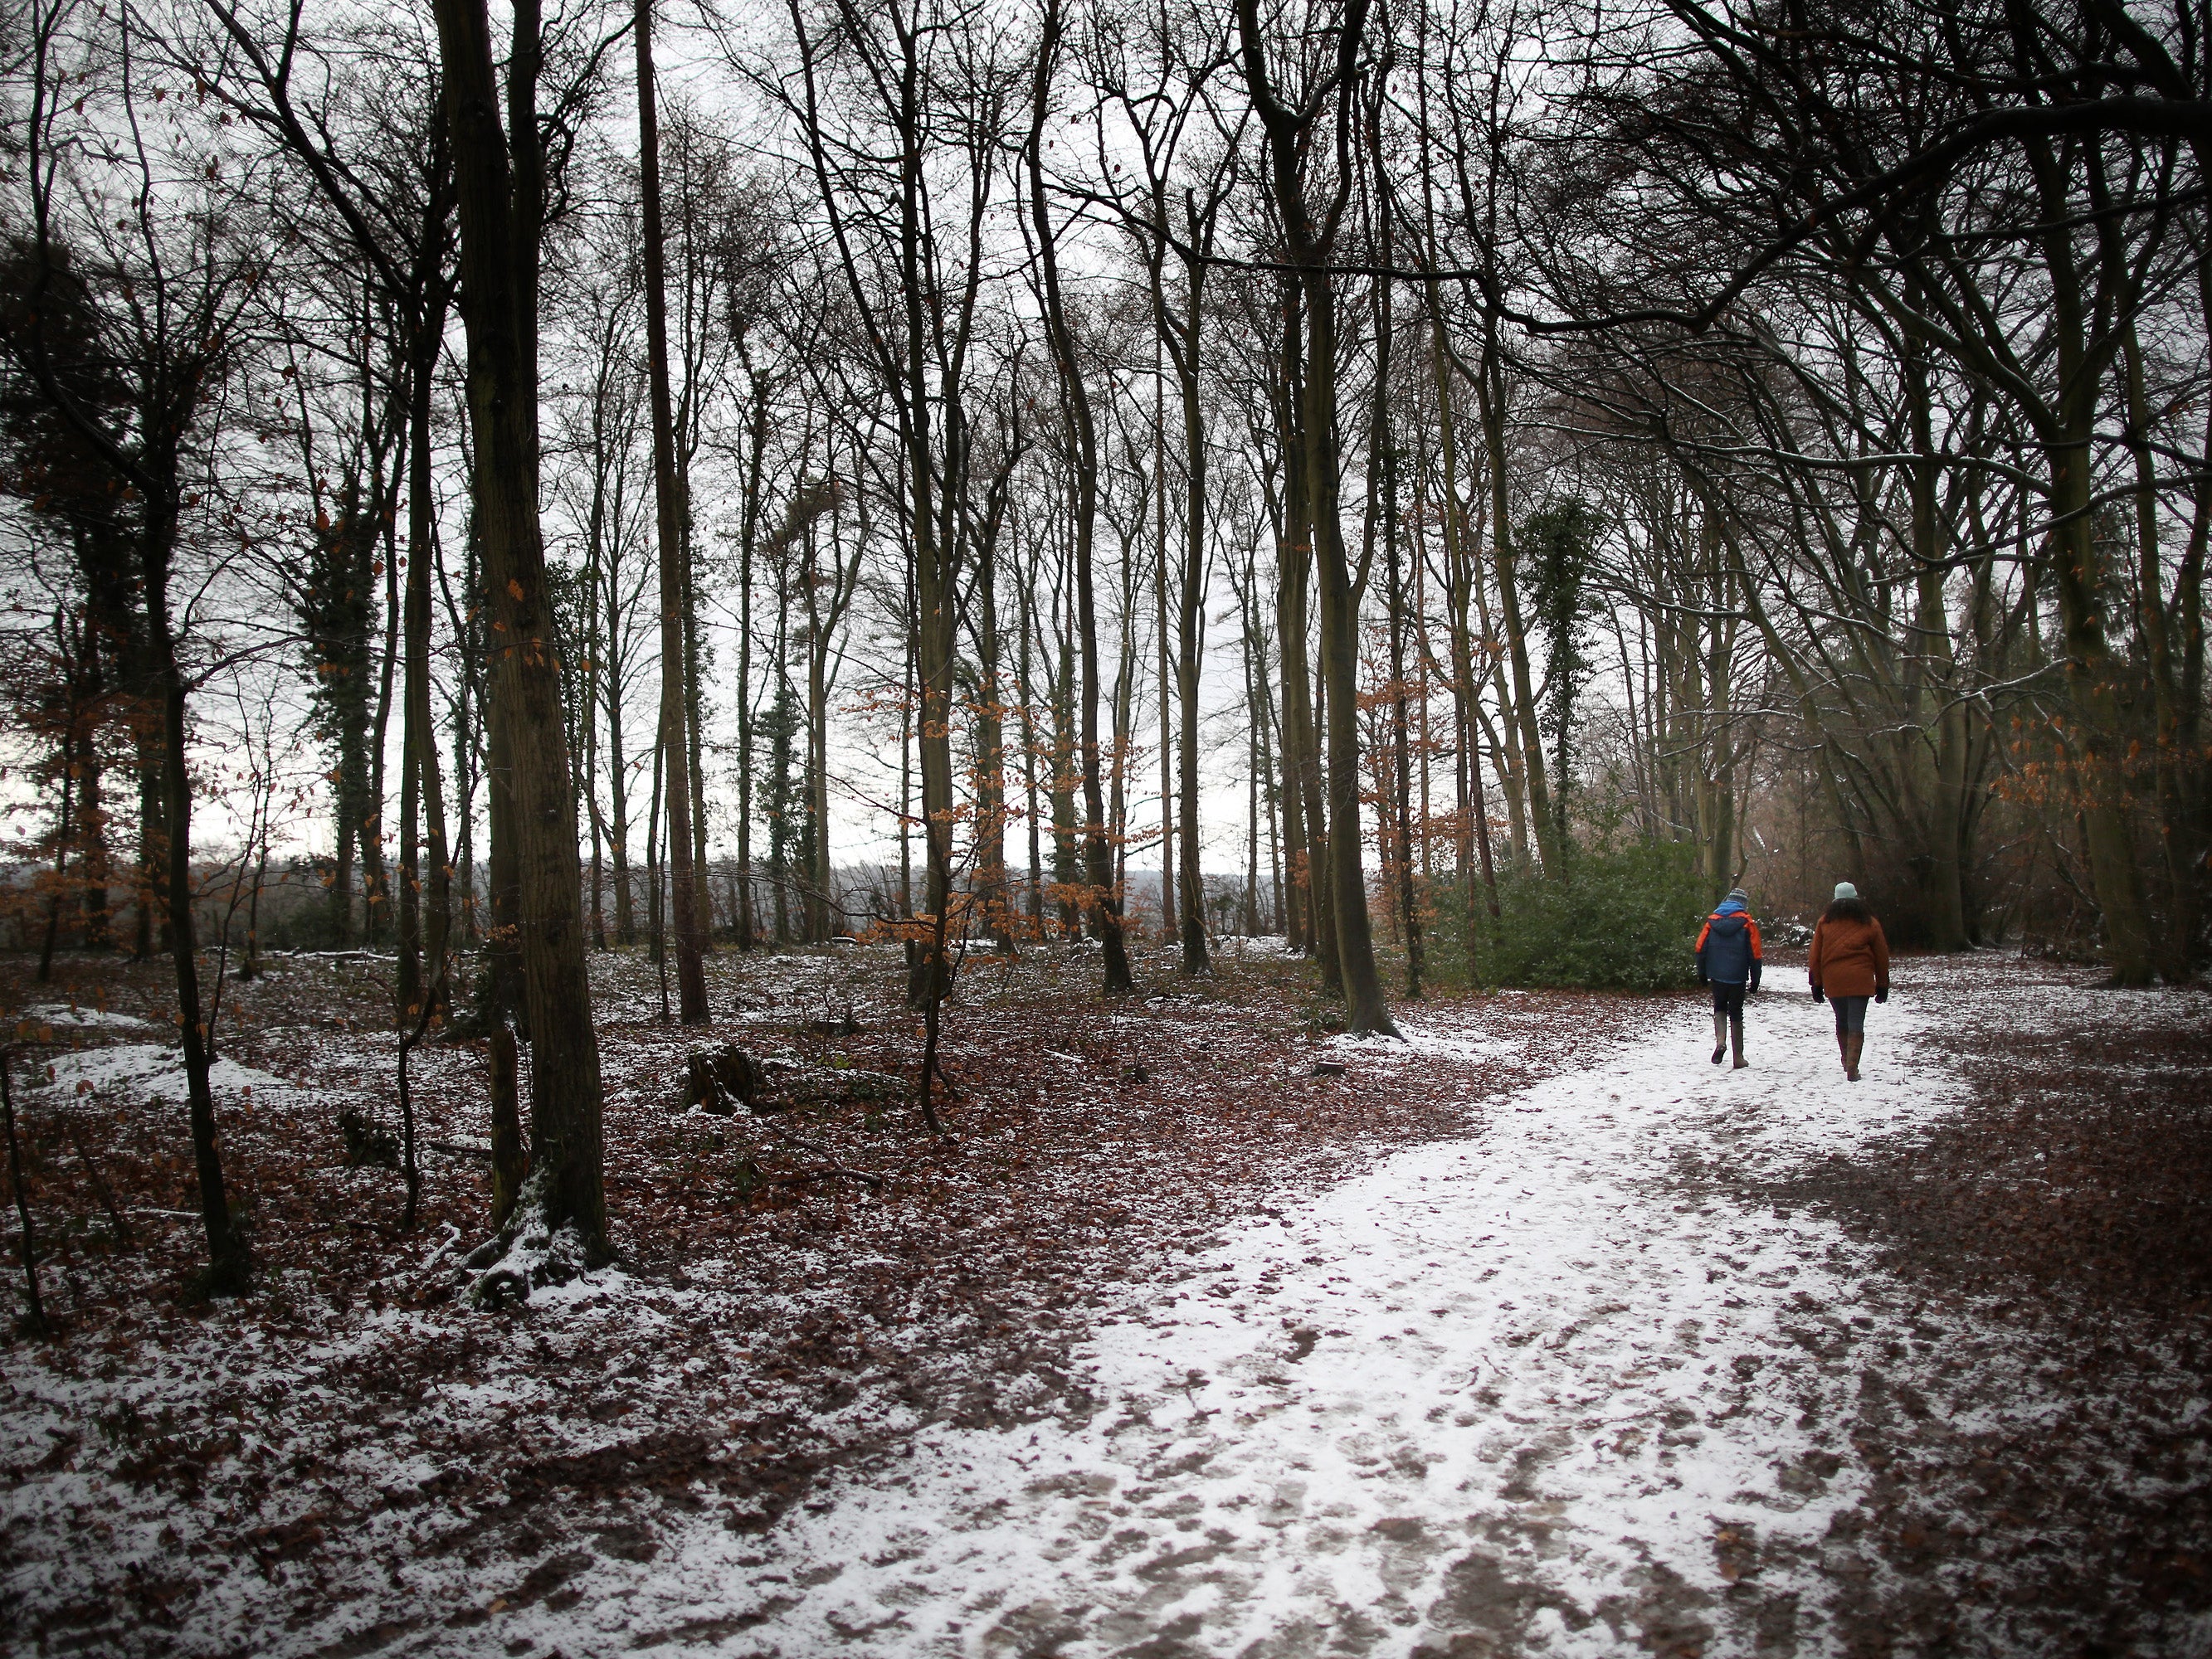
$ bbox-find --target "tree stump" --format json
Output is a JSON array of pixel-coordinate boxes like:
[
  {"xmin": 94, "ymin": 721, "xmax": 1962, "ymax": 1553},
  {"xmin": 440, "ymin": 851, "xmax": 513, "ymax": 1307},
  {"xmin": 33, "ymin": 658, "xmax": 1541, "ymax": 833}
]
[{"xmin": 678, "ymin": 1045, "xmax": 758, "ymax": 1116}]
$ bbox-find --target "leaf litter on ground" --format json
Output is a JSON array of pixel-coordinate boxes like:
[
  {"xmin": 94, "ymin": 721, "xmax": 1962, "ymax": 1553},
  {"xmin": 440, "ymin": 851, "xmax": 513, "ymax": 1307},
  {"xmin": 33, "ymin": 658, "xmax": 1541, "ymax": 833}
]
[{"xmin": 0, "ymin": 943, "xmax": 2205, "ymax": 1656}]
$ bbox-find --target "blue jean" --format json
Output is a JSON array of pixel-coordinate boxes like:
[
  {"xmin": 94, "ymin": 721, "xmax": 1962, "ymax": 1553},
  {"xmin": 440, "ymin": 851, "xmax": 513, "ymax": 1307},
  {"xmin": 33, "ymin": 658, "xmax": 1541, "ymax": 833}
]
[{"xmin": 1831, "ymin": 995, "xmax": 1869, "ymax": 1035}]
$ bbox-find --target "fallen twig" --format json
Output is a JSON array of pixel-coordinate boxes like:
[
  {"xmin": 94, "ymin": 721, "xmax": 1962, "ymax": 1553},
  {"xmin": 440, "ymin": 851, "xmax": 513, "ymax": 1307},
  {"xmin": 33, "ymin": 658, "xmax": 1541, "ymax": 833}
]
[
  {"xmin": 425, "ymin": 1139, "xmax": 494, "ymax": 1162},
  {"xmin": 761, "ymin": 1162, "xmax": 886, "ymax": 1190},
  {"xmin": 61, "ymin": 1116, "xmax": 131, "ymax": 1246}
]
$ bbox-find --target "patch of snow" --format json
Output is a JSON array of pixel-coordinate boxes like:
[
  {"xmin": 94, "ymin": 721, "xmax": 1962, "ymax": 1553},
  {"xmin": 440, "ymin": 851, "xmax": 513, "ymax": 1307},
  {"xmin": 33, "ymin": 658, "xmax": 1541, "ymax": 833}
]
[
  {"xmin": 30, "ymin": 1042, "xmax": 286, "ymax": 1104},
  {"xmin": 491, "ymin": 981, "xmax": 2118, "ymax": 1654},
  {"xmin": 14, "ymin": 956, "xmax": 2202, "ymax": 1657},
  {"xmin": 14, "ymin": 1003, "xmax": 158, "ymax": 1033}
]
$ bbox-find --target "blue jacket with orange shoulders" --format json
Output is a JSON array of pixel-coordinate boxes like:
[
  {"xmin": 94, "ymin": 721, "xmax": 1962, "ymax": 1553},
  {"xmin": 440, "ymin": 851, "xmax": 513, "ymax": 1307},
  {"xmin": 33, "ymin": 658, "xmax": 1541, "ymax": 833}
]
[{"xmin": 1695, "ymin": 898, "xmax": 1763, "ymax": 990}]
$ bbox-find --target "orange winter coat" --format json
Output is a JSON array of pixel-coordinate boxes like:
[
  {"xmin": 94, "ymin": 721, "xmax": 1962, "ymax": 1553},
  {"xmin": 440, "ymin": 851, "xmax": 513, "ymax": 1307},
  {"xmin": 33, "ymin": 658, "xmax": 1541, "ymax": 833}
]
[{"xmin": 1809, "ymin": 912, "xmax": 1890, "ymax": 1000}]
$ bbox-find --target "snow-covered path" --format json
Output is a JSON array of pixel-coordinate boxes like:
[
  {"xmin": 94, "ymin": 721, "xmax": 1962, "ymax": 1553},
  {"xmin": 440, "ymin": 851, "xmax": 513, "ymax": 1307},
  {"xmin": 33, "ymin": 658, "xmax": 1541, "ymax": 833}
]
[{"xmin": 574, "ymin": 989, "xmax": 1986, "ymax": 1657}]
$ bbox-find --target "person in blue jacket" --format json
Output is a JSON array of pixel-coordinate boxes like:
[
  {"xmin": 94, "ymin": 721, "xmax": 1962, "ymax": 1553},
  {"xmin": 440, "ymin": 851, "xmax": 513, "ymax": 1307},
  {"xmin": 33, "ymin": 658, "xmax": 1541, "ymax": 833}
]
[{"xmin": 1694, "ymin": 888, "xmax": 1763, "ymax": 1069}]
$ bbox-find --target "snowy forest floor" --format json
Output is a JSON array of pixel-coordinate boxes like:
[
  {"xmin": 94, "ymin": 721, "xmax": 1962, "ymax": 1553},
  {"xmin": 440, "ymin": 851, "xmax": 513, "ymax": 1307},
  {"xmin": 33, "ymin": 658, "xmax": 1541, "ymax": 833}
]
[{"xmin": 2, "ymin": 941, "xmax": 2209, "ymax": 1657}]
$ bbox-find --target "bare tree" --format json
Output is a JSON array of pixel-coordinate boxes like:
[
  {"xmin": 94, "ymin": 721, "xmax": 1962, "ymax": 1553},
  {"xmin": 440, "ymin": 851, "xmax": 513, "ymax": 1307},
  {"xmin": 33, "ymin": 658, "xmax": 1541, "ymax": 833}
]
[
  {"xmin": 429, "ymin": 0, "xmax": 611, "ymax": 1254},
  {"xmin": 1236, "ymin": 0, "xmax": 1396, "ymax": 1033},
  {"xmin": 634, "ymin": 0, "xmax": 708, "ymax": 1020},
  {"xmin": 0, "ymin": 0, "xmax": 264, "ymax": 1287}
]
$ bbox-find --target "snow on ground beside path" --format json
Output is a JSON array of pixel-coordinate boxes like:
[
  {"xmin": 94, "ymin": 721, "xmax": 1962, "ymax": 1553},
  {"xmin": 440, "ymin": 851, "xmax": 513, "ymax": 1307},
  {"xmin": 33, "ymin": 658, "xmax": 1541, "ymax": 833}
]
[
  {"xmin": 462, "ymin": 973, "xmax": 2195, "ymax": 1657},
  {"xmin": 34, "ymin": 1041, "xmax": 287, "ymax": 1105},
  {"xmin": 14, "ymin": 1002, "xmax": 158, "ymax": 1033},
  {"xmin": 6, "ymin": 953, "xmax": 2202, "ymax": 1657}
]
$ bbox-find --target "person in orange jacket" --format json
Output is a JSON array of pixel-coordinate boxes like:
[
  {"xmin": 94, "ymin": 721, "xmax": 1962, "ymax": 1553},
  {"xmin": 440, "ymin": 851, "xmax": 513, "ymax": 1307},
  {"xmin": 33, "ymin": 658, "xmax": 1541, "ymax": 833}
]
[
  {"xmin": 1809, "ymin": 881, "xmax": 1890, "ymax": 1081},
  {"xmin": 1694, "ymin": 887, "xmax": 1763, "ymax": 1068}
]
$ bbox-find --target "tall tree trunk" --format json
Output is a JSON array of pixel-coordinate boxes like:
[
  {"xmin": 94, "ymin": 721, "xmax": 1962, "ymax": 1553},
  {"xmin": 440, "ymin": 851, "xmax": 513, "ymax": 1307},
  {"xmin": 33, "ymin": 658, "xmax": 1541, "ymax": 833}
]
[
  {"xmin": 76, "ymin": 698, "xmax": 108, "ymax": 947},
  {"xmin": 635, "ymin": 0, "xmax": 707, "ymax": 1023},
  {"xmin": 1110, "ymin": 563, "xmax": 1136, "ymax": 900},
  {"xmin": 1030, "ymin": 0, "xmax": 1131, "ymax": 994},
  {"xmin": 1050, "ymin": 578, "xmax": 1080, "ymax": 938},
  {"xmin": 1274, "ymin": 283, "xmax": 1328, "ymax": 969},
  {"xmin": 1017, "ymin": 536, "xmax": 1046, "ymax": 932},
  {"xmin": 1244, "ymin": 625, "xmax": 1261, "ymax": 934},
  {"xmin": 432, "ymin": 0, "xmax": 609, "ymax": 1253},
  {"xmin": 1259, "ymin": 621, "xmax": 1284, "ymax": 930},
  {"xmin": 1902, "ymin": 295, "xmax": 1969, "ymax": 951},
  {"xmin": 650, "ymin": 719, "xmax": 668, "ymax": 989},
  {"xmin": 1239, "ymin": 0, "xmax": 1391, "ymax": 1034},
  {"xmin": 397, "ymin": 229, "xmax": 456, "ymax": 1020},
  {"xmin": 442, "ymin": 524, "xmax": 483, "ymax": 948},
  {"xmin": 37, "ymin": 718, "xmax": 74, "ymax": 982},
  {"xmin": 607, "ymin": 703, "xmax": 634, "ymax": 946},
  {"xmin": 734, "ymin": 362, "xmax": 766, "ymax": 951},
  {"xmin": 976, "ymin": 516, "xmax": 1012, "ymax": 949},
  {"xmin": 1308, "ymin": 281, "xmax": 1391, "ymax": 1033},
  {"xmin": 685, "ymin": 528, "xmax": 711, "ymax": 947},
  {"xmin": 2048, "ymin": 431, "xmax": 2157, "ymax": 983},
  {"xmin": 2124, "ymin": 323, "xmax": 2199, "ymax": 973},
  {"xmin": 1174, "ymin": 254, "xmax": 1209, "ymax": 972},
  {"xmin": 133, "ymin": 714, "xmax": 163, "ymax": 959},
  {"xmin": 579, "ymin": 452, "xmax": 607, "ymax": 953},
  {"xmin": 145, "ymin": 493, "xmax": 247, "ymax": 1289},
  {"xmin": 2009, "ymin": 132, "xmax": 2156, "ymax": 983},
  {"xmin": 1474, "ymin": 346, "xmax": 1557, "ymax": 875},
  {"xmin": 889, "ymin": 28, "xmax": 962, "ymax": 1009},
  {"xmin": 365, "ymin": 453, "xmax": 398, "ymax": 946},
  {"xmin": 807, "ymin": 558, "xmax": 836, "ymax": 941},
  {"xmin": 1372, "ymin": 105, "xmax": 1420, "ymax": 997},
  {"xmin": 485, "ymin": 703, "xmax": 524, "ymax": 1029},
  {"xmin": 1152, "ymin": 359, "xmax": 1177, "ymax": 946},
  {"xmin": 331, "ymin": 724, "xmax": 358, "ymax": 949},
  {"xmin": 899, "ymin": 580, "xmax": 915, "ymax": 924}
]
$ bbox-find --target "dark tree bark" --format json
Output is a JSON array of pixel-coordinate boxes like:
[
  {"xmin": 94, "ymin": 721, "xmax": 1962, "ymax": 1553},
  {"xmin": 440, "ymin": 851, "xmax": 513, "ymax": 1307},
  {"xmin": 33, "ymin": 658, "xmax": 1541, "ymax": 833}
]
[
  {"xmin": 153, "ymin": 491, "xmax": 248, "ymax": 1289},
  {"xmin": 1369, "ymin": 100, "xmax": 1421, "ymax": 997},
  {"xmin": 1153, "ymin": 367, "xmax": 1178, "ymax": 948},
  {"xmin": 400, "ymin": 153, "xmax": 459, "ymax": 1019},
  {"xmin": 634, "ymin": 0, "xmax": 708, "ymax": 1023},
  {"xmin": 1030, "ymin": 0, "xmax": 1133, "ymax": 994},
  {"xmin": 1270, "ymin": 281, "xmax": 1328, "ymax": 967},
  {"xmin": 1172, "ymin": 252, "xmax": 1211, "ymax": 971},
  {"xmin": 1237, "ymin": 0, "xmax": 1394, "ymax": 1034},
  {"xmin": 733, "ymin": 341, "xmax": 769, "ymax": 951},
  {"xmin": 431, "ymin": 0, "xmax": 609, "ymax": 1253}
]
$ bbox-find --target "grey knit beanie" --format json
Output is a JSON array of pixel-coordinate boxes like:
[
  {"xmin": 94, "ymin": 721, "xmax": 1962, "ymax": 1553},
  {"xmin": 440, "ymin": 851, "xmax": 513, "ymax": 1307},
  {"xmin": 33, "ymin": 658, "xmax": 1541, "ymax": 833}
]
[{"xmin": 1834, "ymin": 881, "xmax": 1858, "ymax": 901}]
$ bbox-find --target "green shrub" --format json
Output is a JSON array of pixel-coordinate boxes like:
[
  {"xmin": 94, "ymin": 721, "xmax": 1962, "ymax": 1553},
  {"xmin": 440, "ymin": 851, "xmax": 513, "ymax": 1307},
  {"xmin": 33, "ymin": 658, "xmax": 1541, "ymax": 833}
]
[{"xmin": 1425, "ymin": 840, "xmax": 1710, "ymax": 992}]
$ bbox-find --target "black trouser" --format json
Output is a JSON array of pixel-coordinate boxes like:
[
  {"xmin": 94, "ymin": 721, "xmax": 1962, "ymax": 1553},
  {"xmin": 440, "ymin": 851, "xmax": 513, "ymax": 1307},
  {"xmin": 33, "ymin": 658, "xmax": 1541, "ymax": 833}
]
[
  {"xmin": 1830, "ymin": 995, "xmax": 1869, "ymax": 1034},
  {"xmin": 1710, "ymin": 982, "xmax": 1747, "ymax": 1020}
]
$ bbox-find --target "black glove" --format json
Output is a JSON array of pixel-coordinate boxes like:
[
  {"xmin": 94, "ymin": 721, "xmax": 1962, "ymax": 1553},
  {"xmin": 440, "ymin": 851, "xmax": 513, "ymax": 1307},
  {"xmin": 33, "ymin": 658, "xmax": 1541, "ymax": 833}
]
[
  {"xmin": 1876, "ymin": 987, "xmax": 1888, "ymax": 1005},
  {"xmin": 1811, "ymin": 985, "xmax": 1825, "ymax": 1004}
]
